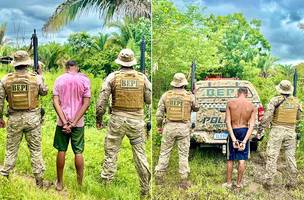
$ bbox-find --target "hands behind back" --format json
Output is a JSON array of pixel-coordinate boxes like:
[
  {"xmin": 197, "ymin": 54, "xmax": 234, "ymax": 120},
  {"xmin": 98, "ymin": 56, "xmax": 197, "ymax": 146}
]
[
  {"xmin": 232, "ymin": 140, "xmax": 239, "ymax": 149},
  {"xmin": 238, "ymin": 141, "xmax": 246, "ymax": 151}
]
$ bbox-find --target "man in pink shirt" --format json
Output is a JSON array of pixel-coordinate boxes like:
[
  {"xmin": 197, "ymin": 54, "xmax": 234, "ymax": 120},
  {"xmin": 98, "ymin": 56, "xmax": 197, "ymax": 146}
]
[{"xmin": 53, "ymin": 60, "xmax": 91, "ymax": 191}]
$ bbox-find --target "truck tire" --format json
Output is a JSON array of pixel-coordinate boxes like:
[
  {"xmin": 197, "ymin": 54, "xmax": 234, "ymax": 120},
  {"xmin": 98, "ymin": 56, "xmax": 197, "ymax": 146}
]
[
  {"xmin": 190, "ymin": 138, "xmax": 197, "ymax": 149},
  {"xmin": 250, "ymin": 141, "xmax": 258, "ymax": 151}
]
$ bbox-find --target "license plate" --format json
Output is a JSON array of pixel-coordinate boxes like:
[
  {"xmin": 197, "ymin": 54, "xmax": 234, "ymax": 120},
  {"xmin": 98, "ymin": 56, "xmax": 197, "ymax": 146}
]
[{"xmin": 214, "ymin": 132, "xmax": 228, "ymax": 140}]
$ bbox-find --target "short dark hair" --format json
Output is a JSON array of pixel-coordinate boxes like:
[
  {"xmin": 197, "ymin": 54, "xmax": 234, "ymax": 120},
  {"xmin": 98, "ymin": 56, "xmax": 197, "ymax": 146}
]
[
  {"xmin": 65, "ymin": 60, "xmax": 77, "ymax": 68},
  {"xmin": 238, "ymin": 87, "xmax": 248, "ymax": 95}
]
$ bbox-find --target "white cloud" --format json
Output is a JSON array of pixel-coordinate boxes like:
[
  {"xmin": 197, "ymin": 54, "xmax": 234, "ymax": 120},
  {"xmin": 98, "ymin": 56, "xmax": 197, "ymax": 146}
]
[
  {"xmin": 0, "ymin": 0, "xmax": 105, "ymax": 45},
  {"xmin": 172, "ymin": 0, "xmax": 304, "ymax": 63}
]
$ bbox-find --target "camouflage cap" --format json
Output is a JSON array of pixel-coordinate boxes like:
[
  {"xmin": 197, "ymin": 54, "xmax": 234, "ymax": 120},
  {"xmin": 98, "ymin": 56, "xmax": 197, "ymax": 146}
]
[
  {"xmin": 11, "ymin": 50, "xmax": 32, "ymax": 67},
  {"xmin": 276, "ymin": 80, "xmax": 294, "ymax": 95},
  {"xmin": 115, "ymin": 49, "xmax": 137, "ymax": 67},
  {"xmin": 170, "ymin": 73, "xmax": 188, "ymax": 87}
]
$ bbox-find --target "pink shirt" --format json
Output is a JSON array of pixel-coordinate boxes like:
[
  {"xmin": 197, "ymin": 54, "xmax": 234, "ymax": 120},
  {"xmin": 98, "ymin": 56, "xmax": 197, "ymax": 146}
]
[{"xmin": 53, "ymin": 72, "xmax": 91, "ymax": 127}]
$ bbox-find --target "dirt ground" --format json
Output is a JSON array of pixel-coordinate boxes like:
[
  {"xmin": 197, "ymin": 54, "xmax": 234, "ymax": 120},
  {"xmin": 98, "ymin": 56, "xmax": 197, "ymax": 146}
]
[{"xmin": 230, "ymin": 151, "xmax": 303, "ymax": 200}]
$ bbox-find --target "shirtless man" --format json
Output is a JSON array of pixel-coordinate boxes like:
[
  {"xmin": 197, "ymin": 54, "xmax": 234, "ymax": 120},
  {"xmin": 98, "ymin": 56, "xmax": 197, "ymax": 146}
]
[{"xmin": 223, "ymin": 87, "xmax": 256, "ymax": 189}]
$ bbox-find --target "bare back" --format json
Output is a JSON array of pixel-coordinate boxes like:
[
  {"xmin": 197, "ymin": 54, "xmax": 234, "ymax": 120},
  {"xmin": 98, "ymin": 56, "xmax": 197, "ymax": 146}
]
[{"xmin": 227, "ymin": 97, "xmax": 255, "ymax": 128}]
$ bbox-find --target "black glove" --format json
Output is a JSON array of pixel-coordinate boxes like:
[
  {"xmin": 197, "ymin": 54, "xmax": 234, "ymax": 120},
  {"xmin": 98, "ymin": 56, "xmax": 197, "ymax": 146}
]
[
  {"xmin": 191, "ymin": 123, "xmax": 195, "ymax": 129},
  {"xmin": 146, "ymin": 122, "xmax": 151, "ymax": 132}
]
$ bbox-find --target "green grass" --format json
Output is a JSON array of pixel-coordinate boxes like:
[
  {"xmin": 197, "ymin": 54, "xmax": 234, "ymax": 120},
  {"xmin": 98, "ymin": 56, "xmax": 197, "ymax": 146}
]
[
  {"xmin": 1, "ymin": 70, "xmax": 304, "ymax": 199},
  {"xmin": 152, "ymin": 124, "xmax": 304, "ymax": 200},
  {"xmin": 0, "ymin": 71, "xmax": 152, "ymax": 200},
  {"xmin": 0, "ymin": 121, "xmax": 152, "ymax": 200}
]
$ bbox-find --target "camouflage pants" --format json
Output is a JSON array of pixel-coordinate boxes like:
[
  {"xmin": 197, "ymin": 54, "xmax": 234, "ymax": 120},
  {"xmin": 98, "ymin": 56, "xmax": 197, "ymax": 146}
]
[
  {"xmin": 155, "ymin": 122, "xmax": 191, "ymax": 179},
  {"xmin": 265, "ymin": 125, "xmax": 297, "ymax": 185},
  {"xmin": 0, "ymin": 110, "xmax": 45, "ymax": 178},
  {"xmin": 101, "ymin": 114, "xmax": 151, "ymax": 194}
]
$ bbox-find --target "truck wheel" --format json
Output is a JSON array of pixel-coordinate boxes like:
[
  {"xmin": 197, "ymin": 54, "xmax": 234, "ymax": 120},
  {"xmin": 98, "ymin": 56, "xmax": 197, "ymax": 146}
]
[
  {"xmin": 250, "ymin": 141, "xmax": 258, "ymax": 151},
  {"xmin": 190, "ymin": 138, "xmax": 197, "ymax": 149},
  {"xmin": 189, "ymin": 139, "xmax": 198, "ymax": 160}
]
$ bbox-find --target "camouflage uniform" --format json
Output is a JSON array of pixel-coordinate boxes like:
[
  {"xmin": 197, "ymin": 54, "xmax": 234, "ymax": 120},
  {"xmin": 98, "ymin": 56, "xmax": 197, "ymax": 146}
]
[
  {"xmin": 96, "ymin": 49, "xmax": 151, "ymax": 195},
  {"xmin": 155, "ymin": 73, "xmax": 199, "ymax": 180},
  {"xmin": 260, "ymin": 80, "xmax": 302, "ymax": 186},
  {"xmin": 0, "ymin": 51, "xmax": 48, "ymax": 181}
]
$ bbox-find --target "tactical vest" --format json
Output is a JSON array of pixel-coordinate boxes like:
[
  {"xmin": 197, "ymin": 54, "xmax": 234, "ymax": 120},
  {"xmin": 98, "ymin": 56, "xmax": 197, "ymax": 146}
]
[
  {"xmin": 4, "ymin": 72, "xmax": 39, "ymax": 110},
  {"xmin": 273, "ymin": 96, "xmax": 299, "ymax": 125},
  {"xmin": 165, "ymin": 90, "xmax": 192, "ymax": 122},
  {"xmin": 112, "ymin": 70, "xmax": 145, "ymax": 111}
]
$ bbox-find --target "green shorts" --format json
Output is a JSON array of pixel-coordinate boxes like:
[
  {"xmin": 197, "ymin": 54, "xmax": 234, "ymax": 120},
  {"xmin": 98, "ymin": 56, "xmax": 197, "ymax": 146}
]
[{"xmin": 53, "ymin": 126, "xmax": 84, "ymax": 154}]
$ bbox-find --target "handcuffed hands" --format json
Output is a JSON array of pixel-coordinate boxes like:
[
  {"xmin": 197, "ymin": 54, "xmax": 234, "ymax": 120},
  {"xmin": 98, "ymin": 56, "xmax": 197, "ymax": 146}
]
[
  {"xmin": 232, "ymin": 139, "xmax": 246, "ymax": 151},
  {"xmin": 239, "ymin": 141, "xmax": 246, "ymax": 151},
  {"xmin": 232, "ymin": 140, "xmax": 239, "ymax": 149},
  {"xmin": 62, "ymin": 120, "xmax": 77, "ymax": 134},
  {"xmin": 62, "ymin": 123, "xmax": 71, "ymax": 134}
]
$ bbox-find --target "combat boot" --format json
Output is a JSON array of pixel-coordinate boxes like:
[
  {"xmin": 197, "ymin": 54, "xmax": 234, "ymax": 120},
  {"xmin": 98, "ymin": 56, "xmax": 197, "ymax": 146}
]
[
  {"xmin": 285, "ymin": 182, "xmax": 296, "ymax": 190},
  {"xmin": 100, "ymin": 177, "xmax": 112, "ymax": 185},
  {"xmin": 0, "ymin": 172, "xmax": 9, "ymax": 179},
  {"xmin": 179, "ymin": 178, "xmax": 191, "ymax": 190},
  {"xmin": 262, "ymin": 181, "xmax": 273, "ymax": 190},
  {"xmin": 285, "ymin": 173, "xmax": 298, "ymax": 190},
  {"xmin": 140, "ymin": 190, "xmax": 150, "ymax": 200},
  {"xmin": 35, "ymin": 176, "xmax": 44, "ymax": 188},
  {"xmin": 0, "ymin": 174, "xmax": 9, "ymax": 179},
  {"xmin": 155, "ymin": 175, "xmax": 164, "ymax": 185},
  {"xmin": 285, "ymin": 179, "xmax": 298, "ymax": 190}
]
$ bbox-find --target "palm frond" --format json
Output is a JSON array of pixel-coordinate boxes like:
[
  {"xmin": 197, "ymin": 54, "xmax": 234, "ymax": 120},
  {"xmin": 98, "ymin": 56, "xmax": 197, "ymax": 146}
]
[
  {"xmin": 107, "ymin": 18, "xmax": 135, "ymax": 47},
  {"xmin": 43, "ymin": 0, "xmax": 151, "ymax": 33},
  {"xmin": 94, "ymin": 33, "xmax": 110, "ymax": 50}
]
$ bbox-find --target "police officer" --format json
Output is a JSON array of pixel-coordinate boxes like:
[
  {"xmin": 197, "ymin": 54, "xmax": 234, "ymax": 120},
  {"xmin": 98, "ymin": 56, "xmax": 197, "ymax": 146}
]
[
  {"xmin": 258, "ymin": 80, "xmax": 302, "ymax": 189},
  {"xmin": 96, "ymin": 49, "xmax": 151, "ymax": 197},
  {"xmin": 154, "ymin": 73, "xmax": 199, "ymax": 189},
  {"xmin": 0, "ymin": 50, "xmax": 48, "ymax": 187}
]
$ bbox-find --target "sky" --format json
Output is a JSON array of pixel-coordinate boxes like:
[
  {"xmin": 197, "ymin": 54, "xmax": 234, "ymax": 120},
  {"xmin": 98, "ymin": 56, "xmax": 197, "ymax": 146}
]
[
  {"xmin": 173, "ymin": 0, "xmax": 304, "ymax": 64},
  {"xmin": 0, "ymin": 0, "xmax": 303, "ymax": 64},
  {"xmin": 0, "ymin": 0, "xmax": 107, "ymax": 45}
]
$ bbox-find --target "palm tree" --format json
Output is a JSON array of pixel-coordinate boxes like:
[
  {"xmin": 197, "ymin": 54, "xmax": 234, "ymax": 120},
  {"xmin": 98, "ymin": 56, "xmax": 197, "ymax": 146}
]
[
  {"xmin": 257, "ymin": 54, "xmax": 279, "ymax": 78},
  {"xmin": 107, "ymin": 17, "xmax": 147, "ymax": 51},
  {"xmin": 38, "ymin": 42, "xmax": 67, "ymax": 70},
  {"xmin": 276, "ymin": 64, "xmax": 294, "ymax": 79},
  {"xmin": 107, "ymin": 18, "xmax": 134, "ymax": 48},
  {"xmin": 94, "ymin": 33, "xmax": 110, "ymax": 51},
  {"xmin": 43, "ymin": 0, "xmax": 151, "ymax": 33}
]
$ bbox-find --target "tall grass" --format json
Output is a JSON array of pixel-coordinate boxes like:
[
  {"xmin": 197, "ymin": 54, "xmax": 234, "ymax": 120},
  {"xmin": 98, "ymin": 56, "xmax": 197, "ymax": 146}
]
[
  {"xmin": 0, "ymin": 70, "xmax": 151, "ymax": 200},
  {"xmin": 152, "ymin": 119, "xmax": 304, "ymax": 200}
]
